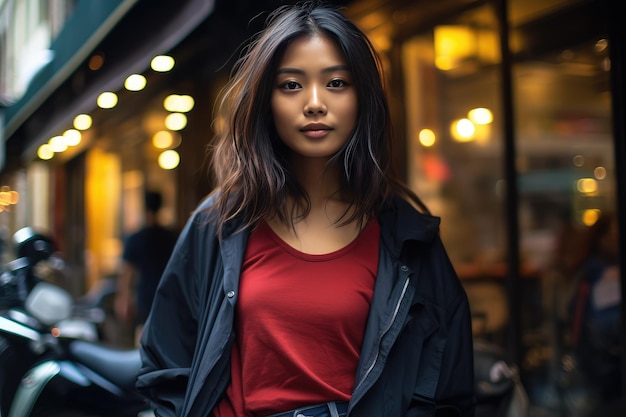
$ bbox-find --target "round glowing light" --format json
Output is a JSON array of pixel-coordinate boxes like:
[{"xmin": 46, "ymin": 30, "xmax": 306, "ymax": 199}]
[
  {"xmin": 151, "ymin": 55, "xmax": 175, "ymax": 72},
  {"xmin": 97, "ymin": 92, "xmax": 118, "ymax": 109},
  {"xmin": 418, "ymin": 129, "xmax": 436, "ymax": 147},
  {"xmin": 582, "ymin": 209, "xmax": 601, "ymax": 226},
  {"xmin": 594, "ymin": 166, "xmax": 607, "ymax": 180},
  {"xmin": 49, "ymin": 136, "xmax": 68, "ymax": 152},
  {"xmin": 572, "ymin": 155, "xmax": 584, "ymax": 167},
  {"xmin": 434, "ymin": 25, "xmax": 475, "ymax": 71},
  {"xmin": 63, "ymin": 129, "xmax": 82, "ymax": 146},
  {"xmin": 153, "ymin": 131, "xmax": 174, "ymax": 149},
  {"xmin": 163, "ymin": 94, "xmax": 195, "ymax": 112},
  {"xmin": 73, "ymin": 114, "xmax": 92, "ymax": 130},
  {"xmin": 88, "ymin": 53, "xmax": 104, "ymax": 70},
  {"xmin": 38, "ymin": 144, "xmax": 54, "ymax": 160},
  {"xmin": 124, "ymin": 74, "xmax": 147, "ymax": 91},
  {"xmin": 468, "ymin": 108, "xmax": 493, "ymax": 125},
  {"xmin": 165, "ymin": 113, "xmax": 187, "ymax": 131},
  {"xmin": 451, "ymin": 118, "xmax": 475, "ymax": 142},
  {"xmin": 594, "ymin": 39, "xmax": 608, "ymax": 53},
  {"xmin": 158, "ymin": 150, "xmax": 180, "ymax": 170},
  {"xmin": 577, "ymin": 178, "xmax": 598, "ymax": 195}
]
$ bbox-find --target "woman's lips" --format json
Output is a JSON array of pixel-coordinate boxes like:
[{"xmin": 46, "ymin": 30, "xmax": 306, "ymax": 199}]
[
  {"xmin": 301, "ymin": 123, "xmax": 332, "ymax": 138},
  {"xmin": 301, "ymin": 128, "xmax": 331, "ymax": 138}
]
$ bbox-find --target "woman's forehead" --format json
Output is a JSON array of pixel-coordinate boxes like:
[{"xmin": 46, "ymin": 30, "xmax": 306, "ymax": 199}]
[{"xmin": 277, "ymin": 35, "xmax": 348, "ymax": 68}]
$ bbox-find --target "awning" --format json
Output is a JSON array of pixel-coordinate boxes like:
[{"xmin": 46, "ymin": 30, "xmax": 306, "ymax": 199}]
[{"xmin": 0, "ymin": 0, "xmax": 215, "ymax": 171}]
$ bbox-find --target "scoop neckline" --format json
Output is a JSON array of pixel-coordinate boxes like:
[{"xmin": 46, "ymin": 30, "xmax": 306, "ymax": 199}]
[{"xmin": 258, "ymin": 219, "xmax": 375, "ymax": 262}]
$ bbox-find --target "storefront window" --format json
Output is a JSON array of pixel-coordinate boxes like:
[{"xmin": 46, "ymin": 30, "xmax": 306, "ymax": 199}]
[
  {"xmin": 510, "ymin": 0, "xmax": 619, "ymax": 413},
  {"xmin": 401, "ymin": 4, "xmax": 509, "ymax": 344},
  {"xmin": 396, "ymin": 0, "xmax": 619, "ymax": 414}
]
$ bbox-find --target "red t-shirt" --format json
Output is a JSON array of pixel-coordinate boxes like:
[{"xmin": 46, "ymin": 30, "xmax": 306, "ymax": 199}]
[{"xmin": 213, "ymin": 219, "xmax": 380, "ymax": 417}]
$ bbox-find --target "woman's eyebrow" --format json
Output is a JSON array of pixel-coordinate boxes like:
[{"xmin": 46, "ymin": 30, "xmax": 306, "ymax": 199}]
[{"xmin": 276, "ymin": 65, "xmax": 351, "ymax": 75}]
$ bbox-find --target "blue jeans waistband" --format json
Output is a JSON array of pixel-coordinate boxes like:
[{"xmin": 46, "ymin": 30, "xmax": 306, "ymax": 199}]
[{"xmin": 266, "ymin": 401, "xmax": 348, "ymax": 417}]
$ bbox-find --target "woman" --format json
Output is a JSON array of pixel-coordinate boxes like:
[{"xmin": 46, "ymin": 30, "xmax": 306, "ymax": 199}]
[{"xmin": 137, "ymin": 2, "xmax": 475, "ymax": 417}]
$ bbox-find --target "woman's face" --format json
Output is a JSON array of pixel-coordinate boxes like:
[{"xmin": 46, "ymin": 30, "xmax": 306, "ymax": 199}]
[{"xmin": 271, "ymin": 34, "xmax": 357, "ymax": 161}]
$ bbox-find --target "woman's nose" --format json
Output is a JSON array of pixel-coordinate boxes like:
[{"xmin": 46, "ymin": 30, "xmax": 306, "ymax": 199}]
[{"xmin": 303, "ymin": 86, "xmax": 327, "ymax": 115}]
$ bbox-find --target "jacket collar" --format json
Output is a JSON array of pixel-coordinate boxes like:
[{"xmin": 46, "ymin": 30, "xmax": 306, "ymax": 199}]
[
  {"xmin": 207, "ymin": 191, "xmax": 441, "ymax": 251},
  {"xmin": 195, "ymin": 192, "xmax": 247, "ymax": 238},
  {"xmin": 378, "ymin": 195, "xmax": 441, "ymax": 258}
]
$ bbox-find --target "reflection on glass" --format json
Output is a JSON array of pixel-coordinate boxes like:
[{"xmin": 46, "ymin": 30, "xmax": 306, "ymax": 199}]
[{"xmin": 402, "ymin": 4, "xmax": 504, "ymax": 290}]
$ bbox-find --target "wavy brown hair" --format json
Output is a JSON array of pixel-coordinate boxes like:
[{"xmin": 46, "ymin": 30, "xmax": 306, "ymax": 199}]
[{"xmin": 207, "ymin": 1, "xmax": 429, "ymax": 236}]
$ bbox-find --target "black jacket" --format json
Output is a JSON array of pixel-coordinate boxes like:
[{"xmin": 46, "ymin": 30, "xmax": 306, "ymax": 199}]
[{"xmin": 136, "ymin": 195, "xmax": 475, "ymax": 416}]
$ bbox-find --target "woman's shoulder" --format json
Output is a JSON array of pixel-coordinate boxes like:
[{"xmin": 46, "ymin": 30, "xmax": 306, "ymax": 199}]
[
  {"xmin": 189, "ymin": 191, "xmax": 229, "ymax": 225},
  {"xmin": 194, "ymin": 191, "xmax": 220, "ymax": 214},
  {"xmin": 383, "ymin": 195, "xmax": 441, "ymax": 233},
  {"xmin": 171, "ymin": 193, "xmax": 220, "ymax": 244},
  {"xmin": 375, "ymin": 195, "xmax": 442, "ymax": 258},
  {"xmin": 188, "ymin": 190, "xmax": 250, "ymax": 238}
]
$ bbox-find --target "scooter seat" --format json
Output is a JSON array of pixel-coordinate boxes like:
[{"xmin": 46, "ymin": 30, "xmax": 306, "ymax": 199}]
[{"xmin": 68, "ymin": 340, "xmax": 142, "ymax": 392}]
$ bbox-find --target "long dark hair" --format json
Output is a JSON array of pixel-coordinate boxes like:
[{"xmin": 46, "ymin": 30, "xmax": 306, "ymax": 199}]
[{"xmin": 208, "ymin": 1, "xmax": 429, "ymax": 236}]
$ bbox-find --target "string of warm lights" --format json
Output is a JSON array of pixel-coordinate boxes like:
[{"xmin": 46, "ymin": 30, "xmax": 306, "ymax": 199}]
[{"xmin": 36, "ymin": 54, "xmax": 192, "ymax": 171}]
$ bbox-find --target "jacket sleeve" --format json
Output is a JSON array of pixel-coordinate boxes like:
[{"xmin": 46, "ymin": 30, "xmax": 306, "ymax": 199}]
[
  {"xmin": 409, "ymin": 237, "xmax": 475, "ymax": 417},
  {"xmin": 135, "ymin": 212, "xmax": 204, "ymax": 417},
  {"xmin": 434, "ymin": 238, "xmax": 475, "ymax": 417},
  {"xmin": 433, "ymin": 289, "xmax": 476, "ymax": 417}
]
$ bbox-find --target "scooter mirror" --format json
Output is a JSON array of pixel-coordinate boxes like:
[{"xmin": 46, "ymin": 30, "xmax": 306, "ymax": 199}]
[
  {"xmin": 13, "ymin": 227, "xmax": 56, "ymax": 265},
  {"xmin": 24, "ymin": 281, "xmax": 73, "ymax": 325}
]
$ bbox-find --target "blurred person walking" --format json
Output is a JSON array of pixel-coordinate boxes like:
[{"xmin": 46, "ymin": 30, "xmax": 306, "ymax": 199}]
[
  {"xmin": 115, "ymin": 190, "xmax": 178, "ymax": 345},
  {"xmin": 569, "ymin": 211, "xmax": 621, "ymax": 405}
]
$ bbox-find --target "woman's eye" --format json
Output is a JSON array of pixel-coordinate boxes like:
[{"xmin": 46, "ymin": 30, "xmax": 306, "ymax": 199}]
[
  {"xmin": 280, "ymin": 81, "xmax": 301, "ymax": 90},
  {"xmin": 328, "ymin": 79, "xmax": 347, "ymax": 88}
]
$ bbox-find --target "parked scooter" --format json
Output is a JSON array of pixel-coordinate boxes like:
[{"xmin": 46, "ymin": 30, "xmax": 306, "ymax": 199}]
[
  {"xmin": 472, "ymin": 311, "xmax": 529, "ymax": 417},
  {"xmin": 0, "ymin": 227, "xmax": 153, "ymax": 417},
  {"xmin": 474, "ymin": 339, "xmax": 529, "ymax": 417}
]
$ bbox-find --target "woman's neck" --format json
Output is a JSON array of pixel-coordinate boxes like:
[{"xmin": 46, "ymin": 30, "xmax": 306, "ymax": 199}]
[
  {"xmin": 268, "ymin": 156, "xmax": 366, "ymax": 254},
  {"xmin": 290, "ymin": 156, "xmax": 342, "ymax": 208}
]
